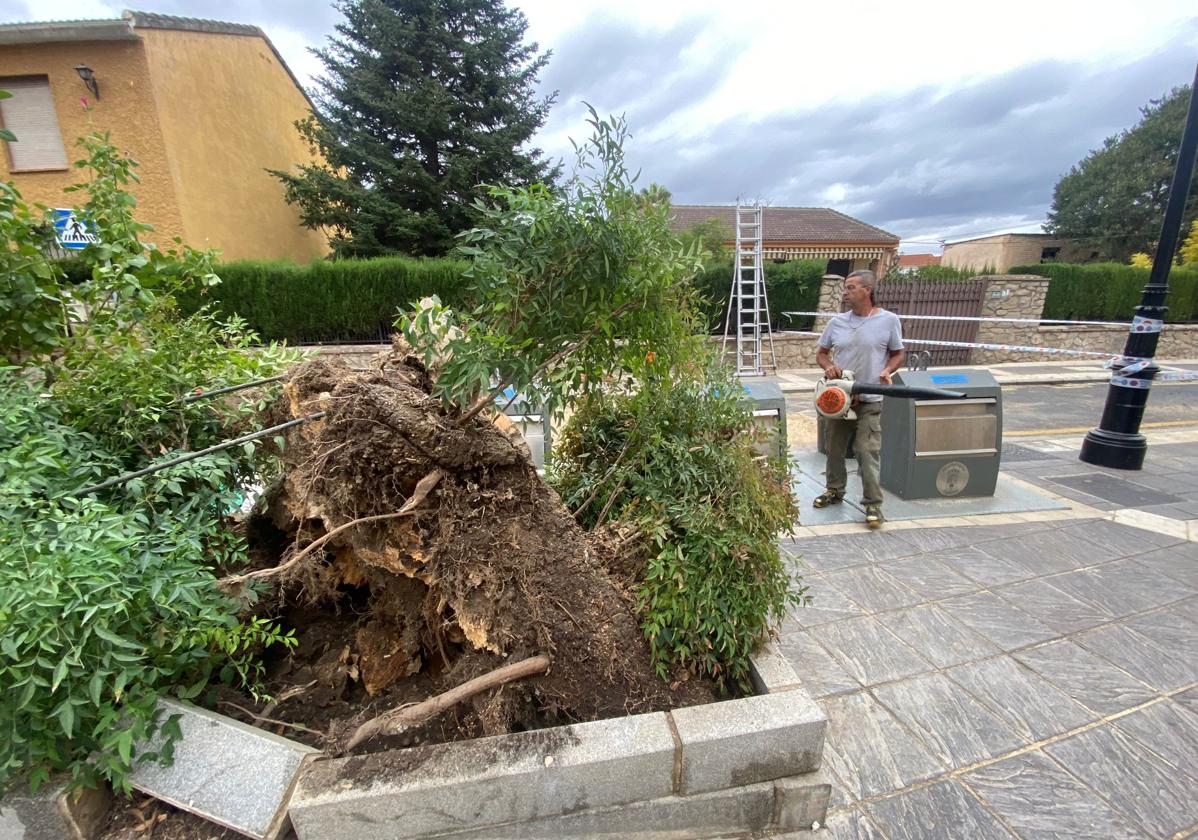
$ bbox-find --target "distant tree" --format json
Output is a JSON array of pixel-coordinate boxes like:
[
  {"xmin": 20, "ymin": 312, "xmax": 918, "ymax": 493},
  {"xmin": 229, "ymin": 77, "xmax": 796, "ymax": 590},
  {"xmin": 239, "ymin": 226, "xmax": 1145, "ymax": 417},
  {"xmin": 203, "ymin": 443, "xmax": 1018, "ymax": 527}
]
[
  {"xmin": 1129, "ymin": 252, "xmax": 1153, "ymax": 268},
  {"xmin": 1046, "ymin": 86, "xmax": 1198, "ymax": 263},
  {"xmin": 272, "ymin": 0, "xmax": 558, "ymax": 258},
  {"xmin": 1180, "ymin": 220, "xmax": 1198, "ymax": 265}
]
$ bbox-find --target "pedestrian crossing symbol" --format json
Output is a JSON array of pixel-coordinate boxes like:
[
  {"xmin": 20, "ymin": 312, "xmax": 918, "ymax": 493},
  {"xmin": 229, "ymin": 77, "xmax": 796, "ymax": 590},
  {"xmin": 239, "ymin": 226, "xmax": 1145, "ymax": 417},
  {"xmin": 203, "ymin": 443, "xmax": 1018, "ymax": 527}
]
[{"xmin": 52, "ymin": 208, "xmax": 99, "ymax": 250}]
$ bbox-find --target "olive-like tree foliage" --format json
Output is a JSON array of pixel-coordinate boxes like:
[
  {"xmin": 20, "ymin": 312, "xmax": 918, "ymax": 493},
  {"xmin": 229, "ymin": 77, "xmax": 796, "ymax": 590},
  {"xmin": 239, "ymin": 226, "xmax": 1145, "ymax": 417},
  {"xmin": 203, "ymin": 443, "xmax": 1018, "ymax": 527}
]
[{"xmin": 400, "ymin": 111, "xmax": 803, "ymax": 687}]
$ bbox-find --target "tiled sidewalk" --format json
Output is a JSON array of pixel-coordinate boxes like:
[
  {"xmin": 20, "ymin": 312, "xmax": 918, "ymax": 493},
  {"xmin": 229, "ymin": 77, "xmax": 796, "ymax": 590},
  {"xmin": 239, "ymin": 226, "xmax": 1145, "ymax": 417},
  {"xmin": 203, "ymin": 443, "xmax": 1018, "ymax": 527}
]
[{"xmin": 780, "ymin": 514, "xmax": 1198, "ymax": 839}]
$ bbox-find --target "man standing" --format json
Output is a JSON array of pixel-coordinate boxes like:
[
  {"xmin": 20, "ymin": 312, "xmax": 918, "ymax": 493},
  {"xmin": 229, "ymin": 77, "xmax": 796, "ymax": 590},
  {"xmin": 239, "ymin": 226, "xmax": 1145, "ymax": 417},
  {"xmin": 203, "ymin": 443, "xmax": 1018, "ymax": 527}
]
[{"xmin": 814, "ymin": 270, "xmax": 905, "ymax": 528}]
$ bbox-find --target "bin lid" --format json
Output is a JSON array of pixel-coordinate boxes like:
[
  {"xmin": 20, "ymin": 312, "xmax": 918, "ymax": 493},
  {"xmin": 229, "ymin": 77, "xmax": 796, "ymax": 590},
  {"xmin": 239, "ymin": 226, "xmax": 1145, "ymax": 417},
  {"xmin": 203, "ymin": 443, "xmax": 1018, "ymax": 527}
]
[{"xmin": 894, "ymin": 369, "xmax": 1000, "ymax": 391}]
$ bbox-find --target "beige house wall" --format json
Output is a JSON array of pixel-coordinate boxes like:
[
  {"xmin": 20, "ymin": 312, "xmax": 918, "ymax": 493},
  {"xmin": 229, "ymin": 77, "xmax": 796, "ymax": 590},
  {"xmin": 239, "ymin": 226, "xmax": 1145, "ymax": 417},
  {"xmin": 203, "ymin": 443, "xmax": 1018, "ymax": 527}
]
[
  {"xmin": 139, "ymin": 28, "xmax": 328, "ymax": 262},
  {"xmin": 0, "ymin": 39, "xmax": 185, "ymax": 244}
]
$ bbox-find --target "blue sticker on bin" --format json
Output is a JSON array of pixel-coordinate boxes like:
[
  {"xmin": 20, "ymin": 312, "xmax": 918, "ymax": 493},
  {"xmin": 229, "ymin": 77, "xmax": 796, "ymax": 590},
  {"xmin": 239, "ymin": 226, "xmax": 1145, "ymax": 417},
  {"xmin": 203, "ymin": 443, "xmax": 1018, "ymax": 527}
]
[{"xmin": 930, "ymin": 374, "xmax": 968, "ymax": 385}]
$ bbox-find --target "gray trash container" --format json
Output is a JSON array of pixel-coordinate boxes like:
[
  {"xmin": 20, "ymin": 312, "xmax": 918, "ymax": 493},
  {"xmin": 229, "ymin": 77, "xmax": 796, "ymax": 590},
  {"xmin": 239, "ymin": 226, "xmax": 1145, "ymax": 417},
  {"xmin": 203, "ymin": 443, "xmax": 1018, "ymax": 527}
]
[
  {"xmin": 880, "ymin": 370, "xmax": 1002, "ymax": 499},
  {"xmin": 740, "ymin": 380, "xmax": 787, "ymax": 460}
]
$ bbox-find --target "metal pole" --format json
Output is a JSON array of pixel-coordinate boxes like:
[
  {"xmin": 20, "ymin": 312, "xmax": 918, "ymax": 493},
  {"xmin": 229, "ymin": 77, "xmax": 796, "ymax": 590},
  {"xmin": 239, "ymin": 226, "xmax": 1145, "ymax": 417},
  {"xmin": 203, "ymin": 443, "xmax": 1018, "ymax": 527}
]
[
  {"xmin": 76, "ymin": 412, "xmax": 325, "ymax": 496},
  {"xmin": 1080, "ymin": 66, "xmax": 1198, "ymax": 470},
  {"xmin": 180, "ymin": 375, "xmax": 287, "ymax": 403}
]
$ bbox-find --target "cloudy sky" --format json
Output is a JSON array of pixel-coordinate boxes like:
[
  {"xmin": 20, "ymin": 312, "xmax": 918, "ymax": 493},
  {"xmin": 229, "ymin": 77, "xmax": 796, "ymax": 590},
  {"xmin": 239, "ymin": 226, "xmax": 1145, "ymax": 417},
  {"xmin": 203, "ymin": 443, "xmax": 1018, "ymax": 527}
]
[{"xmin": 4, "ymin": 0, "xmax": 1196, "ymax": 252}]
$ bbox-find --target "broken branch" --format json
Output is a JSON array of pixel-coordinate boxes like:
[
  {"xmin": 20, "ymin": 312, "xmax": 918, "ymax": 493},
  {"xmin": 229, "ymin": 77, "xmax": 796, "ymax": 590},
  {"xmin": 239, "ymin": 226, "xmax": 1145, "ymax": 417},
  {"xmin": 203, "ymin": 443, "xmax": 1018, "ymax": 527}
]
[{"xmin": 344, "ymin": 653, "xmax": 550, "ymax": 751}]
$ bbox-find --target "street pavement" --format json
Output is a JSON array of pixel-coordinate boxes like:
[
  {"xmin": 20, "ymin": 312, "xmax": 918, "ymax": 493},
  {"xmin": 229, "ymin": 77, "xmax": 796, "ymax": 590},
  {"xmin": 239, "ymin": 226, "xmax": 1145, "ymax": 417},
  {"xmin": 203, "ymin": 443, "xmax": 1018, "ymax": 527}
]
[{"xmin": 774, "ymin": 370, "xmax": 1198, "ymax": 840}]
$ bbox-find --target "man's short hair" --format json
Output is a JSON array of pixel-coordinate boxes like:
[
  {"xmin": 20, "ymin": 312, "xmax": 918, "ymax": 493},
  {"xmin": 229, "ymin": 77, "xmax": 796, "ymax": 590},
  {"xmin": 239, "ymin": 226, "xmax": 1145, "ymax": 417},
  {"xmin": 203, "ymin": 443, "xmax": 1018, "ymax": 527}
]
[{"xmin": 846, "ymin": 269, "xmax": 876, "ymax": 300}]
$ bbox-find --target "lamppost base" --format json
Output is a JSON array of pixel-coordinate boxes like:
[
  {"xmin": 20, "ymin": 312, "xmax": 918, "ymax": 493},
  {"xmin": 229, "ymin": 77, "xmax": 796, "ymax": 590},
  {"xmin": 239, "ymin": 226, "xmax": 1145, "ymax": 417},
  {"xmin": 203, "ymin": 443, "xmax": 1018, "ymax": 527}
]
[{"xmin": 1079, "ymin": 428, "xmax": 1147, "ymax": 470}]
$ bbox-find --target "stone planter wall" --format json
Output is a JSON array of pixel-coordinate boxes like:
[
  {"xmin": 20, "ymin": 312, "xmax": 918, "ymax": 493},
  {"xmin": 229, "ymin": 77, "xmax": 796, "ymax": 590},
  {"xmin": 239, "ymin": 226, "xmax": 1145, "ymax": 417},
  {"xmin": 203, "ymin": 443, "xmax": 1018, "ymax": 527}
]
[{"xmin": 287, "ymin": 642, "xmax": 831, "ymax": 840}]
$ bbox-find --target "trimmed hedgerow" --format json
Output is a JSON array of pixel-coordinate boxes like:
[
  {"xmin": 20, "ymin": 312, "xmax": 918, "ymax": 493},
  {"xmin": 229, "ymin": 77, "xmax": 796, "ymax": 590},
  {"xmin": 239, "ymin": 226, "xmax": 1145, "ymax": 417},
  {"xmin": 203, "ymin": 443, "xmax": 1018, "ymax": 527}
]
[
  {"xmin": 176, "ymin": 257, "xmax": 473, "ymax": 343},
  {"xmin": 1011, "ymin": 262, "xmax": 1198, "ymax": 322}
]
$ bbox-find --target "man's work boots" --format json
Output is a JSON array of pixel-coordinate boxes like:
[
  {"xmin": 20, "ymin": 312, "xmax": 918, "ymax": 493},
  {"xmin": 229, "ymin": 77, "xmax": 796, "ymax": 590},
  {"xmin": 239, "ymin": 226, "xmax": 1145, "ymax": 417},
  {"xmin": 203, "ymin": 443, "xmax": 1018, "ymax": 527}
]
[
  {"xmin": 813, "ymin": 490, "xmax": 843, "ymax": 508},
  {"xmin": 865, "ymin": 504, "xmax": 884, "ymax": 529}
]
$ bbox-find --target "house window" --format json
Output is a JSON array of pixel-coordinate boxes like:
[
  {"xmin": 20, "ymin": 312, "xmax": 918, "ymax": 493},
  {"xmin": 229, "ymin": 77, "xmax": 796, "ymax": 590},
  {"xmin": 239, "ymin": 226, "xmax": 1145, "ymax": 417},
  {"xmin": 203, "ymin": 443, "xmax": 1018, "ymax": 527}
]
[
  {"xmin": 0, "ymin": 76, "xmax": 69, "ymax": 172},
  {"xmin": 1040, "ymin": 247, "xmax": 1060, "ymax": 262}
]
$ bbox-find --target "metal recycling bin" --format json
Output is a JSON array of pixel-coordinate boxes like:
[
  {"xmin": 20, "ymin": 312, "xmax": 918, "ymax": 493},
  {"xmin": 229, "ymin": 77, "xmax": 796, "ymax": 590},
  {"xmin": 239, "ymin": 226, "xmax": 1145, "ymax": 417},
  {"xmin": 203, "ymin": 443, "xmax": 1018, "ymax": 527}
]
[
  {"xmin": 740, "ymin": 379, "xmax": 787, "ymax": 460},
  {"xmin": 880, "ymin": 370, "xmax": 1002, "ymax": 499}
]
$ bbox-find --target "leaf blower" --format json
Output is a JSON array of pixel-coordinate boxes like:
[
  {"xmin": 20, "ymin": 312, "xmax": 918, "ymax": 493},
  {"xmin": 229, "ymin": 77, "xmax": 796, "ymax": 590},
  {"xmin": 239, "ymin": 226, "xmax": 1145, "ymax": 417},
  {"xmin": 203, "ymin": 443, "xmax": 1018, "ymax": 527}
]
[{"xmin": 814, "ymin": 370, "xmax": 967, "ymax": 420}]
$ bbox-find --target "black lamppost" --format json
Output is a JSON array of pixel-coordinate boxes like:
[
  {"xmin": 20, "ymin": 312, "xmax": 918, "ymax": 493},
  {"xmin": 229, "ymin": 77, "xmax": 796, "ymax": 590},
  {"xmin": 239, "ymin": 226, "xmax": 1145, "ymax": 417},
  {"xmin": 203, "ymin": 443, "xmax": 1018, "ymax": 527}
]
[{"xmin": 1079, "ymin": 64, "xmax": 1198, "ymax": 470}]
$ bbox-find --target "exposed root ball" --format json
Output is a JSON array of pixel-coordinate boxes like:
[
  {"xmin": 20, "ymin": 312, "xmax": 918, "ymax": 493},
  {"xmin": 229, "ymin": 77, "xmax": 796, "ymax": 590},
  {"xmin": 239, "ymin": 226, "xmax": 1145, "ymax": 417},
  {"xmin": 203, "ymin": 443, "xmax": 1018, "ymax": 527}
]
[{"xmin": 260, "ymin": 353, "xmax": 712, "ymax": 743}]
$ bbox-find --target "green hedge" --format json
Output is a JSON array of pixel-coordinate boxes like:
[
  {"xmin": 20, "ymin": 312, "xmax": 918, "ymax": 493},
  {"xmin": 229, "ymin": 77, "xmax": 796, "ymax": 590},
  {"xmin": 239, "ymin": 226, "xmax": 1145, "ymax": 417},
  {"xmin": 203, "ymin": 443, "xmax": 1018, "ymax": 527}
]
[
  {"xmin": 176, "ymin": 257, "xmax": 472, "ymax": 343},
  {"xmin": 692, "ymin": 259, "xmax": 824, "ymax": 332},
  {"xmin": 172, "ymin": 255, "xmax": 826, "ymax": 343},
  {"xmin": 1011, "ymin": 262, "xmax": 1198, "ymax": 323}
]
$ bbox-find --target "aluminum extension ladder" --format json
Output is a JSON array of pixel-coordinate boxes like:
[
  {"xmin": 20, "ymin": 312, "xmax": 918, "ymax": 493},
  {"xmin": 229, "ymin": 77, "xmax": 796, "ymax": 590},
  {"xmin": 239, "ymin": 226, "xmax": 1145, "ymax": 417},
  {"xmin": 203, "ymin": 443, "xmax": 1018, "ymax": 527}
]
[{"xmin": 721, "ymin": 204, "xmax": 776, "ymax": 376}]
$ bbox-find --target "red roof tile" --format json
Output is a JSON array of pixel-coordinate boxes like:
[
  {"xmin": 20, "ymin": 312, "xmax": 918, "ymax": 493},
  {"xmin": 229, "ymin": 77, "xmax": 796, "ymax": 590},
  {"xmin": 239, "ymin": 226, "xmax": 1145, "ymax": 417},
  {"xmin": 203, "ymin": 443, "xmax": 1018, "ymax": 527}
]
[{"xmin": 667, "ymin": 205, "xmax": 899, "ymax": 244}]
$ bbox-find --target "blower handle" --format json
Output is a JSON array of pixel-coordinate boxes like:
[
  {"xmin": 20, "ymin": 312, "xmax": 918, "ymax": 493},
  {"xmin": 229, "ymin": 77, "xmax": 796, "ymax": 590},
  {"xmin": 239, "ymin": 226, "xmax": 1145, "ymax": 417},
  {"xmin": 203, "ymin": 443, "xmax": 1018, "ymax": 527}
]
[{"xmin": 850, "ymin": 382, "xmax": 966, "ymax": 400}]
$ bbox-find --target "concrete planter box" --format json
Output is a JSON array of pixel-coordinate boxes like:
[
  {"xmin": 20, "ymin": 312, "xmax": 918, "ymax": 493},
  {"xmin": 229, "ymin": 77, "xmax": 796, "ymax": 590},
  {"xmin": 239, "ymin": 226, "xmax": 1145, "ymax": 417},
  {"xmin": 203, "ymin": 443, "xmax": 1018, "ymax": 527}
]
[
  {"xmin": 288, "ymin": 640, "xmax": 829, "ymax": 840},
  {"xmin": 0, "ymin": 640, "xmax": 828, "ymax": 840}
]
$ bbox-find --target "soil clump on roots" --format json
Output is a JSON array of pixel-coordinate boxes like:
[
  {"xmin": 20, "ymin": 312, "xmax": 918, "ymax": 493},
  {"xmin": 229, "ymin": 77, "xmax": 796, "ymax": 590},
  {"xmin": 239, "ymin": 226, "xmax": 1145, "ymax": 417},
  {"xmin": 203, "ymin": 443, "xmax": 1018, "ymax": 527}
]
[{"xmin": 229, "ymin": 349, "xmax": 716, "ymax": 754}]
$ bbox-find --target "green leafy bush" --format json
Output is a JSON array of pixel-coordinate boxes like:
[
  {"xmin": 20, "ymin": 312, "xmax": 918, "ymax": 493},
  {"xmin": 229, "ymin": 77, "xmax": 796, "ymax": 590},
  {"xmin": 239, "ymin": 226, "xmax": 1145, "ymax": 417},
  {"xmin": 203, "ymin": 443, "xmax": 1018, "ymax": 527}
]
[
  {"xmin": 0, "ymin": 133, "xmax": 295, "ymax": 794},
  {"xmin": 175, "ymin": 256, "xmax": 472, "ymax": 343},
  {"xmin": 550, "ymin": 354, "xmax": 803, "ymax": 689},
  {"xmin": 0, "ymin": 371, "xmax": 290, "ymax": 793},
  {"xmin": 691, "ymin": 259, "xmax": 824, "ymax": 332},
  {"xmin": 1011, "ymin": 262, "xmax": 1198, "ymax": 322}
]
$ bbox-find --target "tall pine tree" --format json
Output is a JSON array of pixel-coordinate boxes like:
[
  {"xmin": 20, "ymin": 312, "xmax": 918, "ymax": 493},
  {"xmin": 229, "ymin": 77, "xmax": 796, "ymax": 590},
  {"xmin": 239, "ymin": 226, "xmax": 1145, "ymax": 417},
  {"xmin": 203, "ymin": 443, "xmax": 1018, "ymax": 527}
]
[{"xmin": 273, "ymin": 0, "xmax": 557, "ymax": 257}]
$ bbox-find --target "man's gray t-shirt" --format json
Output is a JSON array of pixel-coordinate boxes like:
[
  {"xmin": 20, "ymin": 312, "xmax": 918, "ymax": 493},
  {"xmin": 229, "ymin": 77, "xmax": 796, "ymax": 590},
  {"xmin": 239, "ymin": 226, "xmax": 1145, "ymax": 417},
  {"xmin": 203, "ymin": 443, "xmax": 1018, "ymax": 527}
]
[{"xmin": 818, "ymin": 310, "xmax": 904, "ymax": 402}]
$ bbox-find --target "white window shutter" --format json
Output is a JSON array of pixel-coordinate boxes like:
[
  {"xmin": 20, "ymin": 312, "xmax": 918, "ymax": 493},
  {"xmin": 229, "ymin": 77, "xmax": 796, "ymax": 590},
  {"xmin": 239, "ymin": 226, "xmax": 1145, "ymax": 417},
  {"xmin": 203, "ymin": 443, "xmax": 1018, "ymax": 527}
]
[{"xmin": 0, "ymin": 76, "xmax": 69, "ymax": 171}]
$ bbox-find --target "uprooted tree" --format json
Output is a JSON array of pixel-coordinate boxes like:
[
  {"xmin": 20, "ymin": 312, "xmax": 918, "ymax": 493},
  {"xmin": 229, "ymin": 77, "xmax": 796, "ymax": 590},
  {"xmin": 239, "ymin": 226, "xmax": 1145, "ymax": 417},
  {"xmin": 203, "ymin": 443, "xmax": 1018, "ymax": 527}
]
[{"xmin": 232, "ymin": 111, "xmax": 803, "ymax": 749}]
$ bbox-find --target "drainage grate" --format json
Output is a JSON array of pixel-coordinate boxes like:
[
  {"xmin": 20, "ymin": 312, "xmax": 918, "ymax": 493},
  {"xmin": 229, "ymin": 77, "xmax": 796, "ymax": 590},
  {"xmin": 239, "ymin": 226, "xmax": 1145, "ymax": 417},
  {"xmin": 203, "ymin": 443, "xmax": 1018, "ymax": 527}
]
[
  {"xmin": 1001, "ymin": 443, "xmax": 1061, "ymax": 463},
  {"xmin": 1047, "ymin": 473, "xmax": 1184, "ymax": 507}
]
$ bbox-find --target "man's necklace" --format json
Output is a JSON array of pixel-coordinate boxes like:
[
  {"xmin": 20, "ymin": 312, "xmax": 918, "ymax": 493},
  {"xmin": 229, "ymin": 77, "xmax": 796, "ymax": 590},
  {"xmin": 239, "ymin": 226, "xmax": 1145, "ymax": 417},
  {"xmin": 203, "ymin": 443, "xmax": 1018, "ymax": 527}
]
[{"xmin": 846, "ymin": 309, "xmax": 877, "ymax": 331}]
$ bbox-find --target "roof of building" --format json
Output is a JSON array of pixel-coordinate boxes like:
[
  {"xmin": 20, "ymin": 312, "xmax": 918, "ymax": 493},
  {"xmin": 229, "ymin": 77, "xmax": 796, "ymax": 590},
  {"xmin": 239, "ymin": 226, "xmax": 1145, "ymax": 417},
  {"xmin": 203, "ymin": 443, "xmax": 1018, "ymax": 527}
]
[
  {"xmin": 897, "ymin": 253, "xmax": 941, "ymax": 268},
  {"xmin": 668, "ymin": 205, "xmax": 899, "ymax": 244},
  {"xmin": 0, "ymin": 9, "xmax": 311, "ymax": 108}
]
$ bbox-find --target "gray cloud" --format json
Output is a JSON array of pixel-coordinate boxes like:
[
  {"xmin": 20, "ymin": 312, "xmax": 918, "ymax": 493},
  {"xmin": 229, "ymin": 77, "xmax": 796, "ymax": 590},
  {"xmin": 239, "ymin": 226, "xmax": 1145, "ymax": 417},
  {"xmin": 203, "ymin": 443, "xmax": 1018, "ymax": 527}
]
[{"xmin": 544, "ymin": 19, "xmax": 1198, "ymax": 244}]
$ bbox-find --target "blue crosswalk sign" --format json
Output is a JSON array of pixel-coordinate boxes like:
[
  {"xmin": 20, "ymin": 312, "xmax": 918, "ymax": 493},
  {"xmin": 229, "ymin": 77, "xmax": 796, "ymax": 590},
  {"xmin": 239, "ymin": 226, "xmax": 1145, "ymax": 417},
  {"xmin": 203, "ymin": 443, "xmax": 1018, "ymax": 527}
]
[{"xmin": 52, "ymin": 208, "xmax": 98, "ymax": 250}]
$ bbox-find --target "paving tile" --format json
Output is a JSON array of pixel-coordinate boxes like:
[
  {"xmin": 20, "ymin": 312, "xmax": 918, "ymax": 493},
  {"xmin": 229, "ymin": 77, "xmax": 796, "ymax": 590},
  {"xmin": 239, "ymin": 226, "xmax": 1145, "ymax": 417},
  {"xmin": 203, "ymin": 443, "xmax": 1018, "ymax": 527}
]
[
  {"xmin": 1125, "ymin": 606, "xmax": 1198, "ymax": 654},
  {"xmin": 819, "ymin": 691, "xmax": 945, "ymax": 801},
  {"xmin": 781, "ymin": 531, "xmax": 917, "ymax": 573},
  {"xmin": 1136, "ymin": 545, "xmax": 1198, "ymax": 589},
  {"xmin": 939, "ymin": 591, "xmax": 1058, "ymax": 651},
  {"xmin": 1045, "ymin": 723, "xmax": 1198, "ymax": 838},
  {"xmin": 1114, "ymin": 700, "xmax": 1198, "ymax": 782},
  {"xmin": 1059, "ymin": 517, "xmax": 1185, "ymax": 554},
  {"xmin": 786, "ymin": 582, "xmax": 867, "ymax": 628},
  {"xmin": 1085, "ymin": 558, "xmax": 1197, "ymax": 615},
  {"xmin": 1166, "ymin": 596, "xmax": 1198, "ymax": 626},
  {"xmin": 1049, "ymin": 472, "xmax": 1184, "ymax": 508},
  {"xmin": 876, "ymin": 555, "xmax": 981, "ymax": 601},
  {"xmin": 776, "ymin": 631, "xmax": 861, "ymax": 699},
  {"xmin": 877, "ymin": 605, "xmax": 1000, "ymax": 669},
  {"xmin": 865, "ymin": 779, "xmax": 1016, "ymax": 840},
  {"xmin": 977, "ymin": 529, "xmax": 1114, "ymax": 578},
  {"xmin": 1074, "ymin": 622, "xmax": 1196, "ymax": 692},
  {"xmin": 946, "ymin": 656, "xmax": 1094, "ymax": 742},
  {"xmin": 871, "ymin": 673, "xmax": 1024, "ymax": 768},
  {"xmin": 807, "ymin": 616, "xmax": 935, "ymax": 687},
  {"xmin": 818, "ymin": 566, "xmax": 924, "ymax": 614},
  {"xmin": 890, "ymin": 526, "xmax": 979, "ymax": 554},
  {"xmin": 936, "ymin": 545, "xmax": 1033, "ymax": 588},
  {"xmin": 963, "ymin": 751, "xmax": 1147, "ymax": 840},
  {"xmin": 819, "ymin": 806, "xmax": 885, "ymax": 840},
  {"xmin": 1014, "ymin": 640, "xmax": 1157, "ymax": 716},
  {"xmin": 992, "ymin": 578, "xmax": 1114, "ymax": 634}
]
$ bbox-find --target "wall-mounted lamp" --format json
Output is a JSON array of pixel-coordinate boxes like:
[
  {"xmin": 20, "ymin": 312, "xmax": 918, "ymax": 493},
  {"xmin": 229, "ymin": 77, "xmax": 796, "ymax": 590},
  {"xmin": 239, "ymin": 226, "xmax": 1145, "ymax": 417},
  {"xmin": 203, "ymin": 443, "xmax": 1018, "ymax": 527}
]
[{"xmin": 74, "ymin": 65, "xmax": 100, "ymax": 100}]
